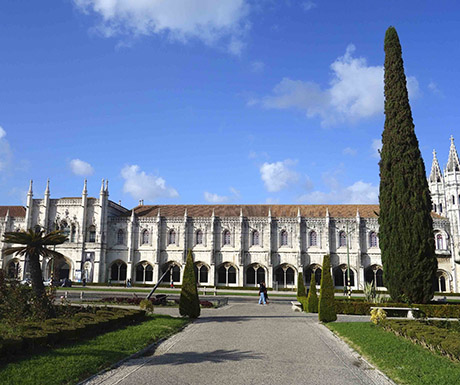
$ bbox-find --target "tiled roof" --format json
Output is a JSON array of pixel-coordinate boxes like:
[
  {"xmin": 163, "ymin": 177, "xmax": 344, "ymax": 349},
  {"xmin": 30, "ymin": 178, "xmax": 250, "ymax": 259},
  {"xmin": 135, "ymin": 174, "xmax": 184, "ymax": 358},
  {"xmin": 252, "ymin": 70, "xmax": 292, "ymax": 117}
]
[
  {"xmin": 130, "ymin": 204, "xmax": 380, "ymax": 218},
  {"xmin": 0, "ymin": 206, "xmax": 26, "ymax": 217}
]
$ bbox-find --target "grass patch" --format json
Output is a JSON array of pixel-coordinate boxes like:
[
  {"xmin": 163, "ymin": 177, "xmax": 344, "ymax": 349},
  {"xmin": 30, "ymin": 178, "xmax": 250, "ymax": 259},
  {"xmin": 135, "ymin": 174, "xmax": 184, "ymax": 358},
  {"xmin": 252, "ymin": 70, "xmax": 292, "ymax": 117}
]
[
  {"xmin": 327, "ymin": 322, "xmax": 460, "ymax": 385},
  {"xmin": 0, "ymin": 314, "xmax": 188, "ymax": 385}
]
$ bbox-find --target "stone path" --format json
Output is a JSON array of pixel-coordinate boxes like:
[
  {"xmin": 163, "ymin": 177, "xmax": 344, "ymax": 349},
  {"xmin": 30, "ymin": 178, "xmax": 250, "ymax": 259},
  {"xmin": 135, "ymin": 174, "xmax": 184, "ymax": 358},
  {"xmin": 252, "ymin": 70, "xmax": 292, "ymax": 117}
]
[{"xmin": 83, "ymin": 301, "xmax": 393, "ymax": 385}]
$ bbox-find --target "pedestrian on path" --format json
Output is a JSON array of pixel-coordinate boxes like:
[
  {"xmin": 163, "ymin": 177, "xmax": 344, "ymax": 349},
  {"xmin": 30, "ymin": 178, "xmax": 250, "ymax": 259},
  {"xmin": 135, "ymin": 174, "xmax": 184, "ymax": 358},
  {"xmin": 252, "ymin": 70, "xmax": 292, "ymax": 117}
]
[{"xmin": 259, "ymin": 281, "xmax": 267, "ymax": 305}]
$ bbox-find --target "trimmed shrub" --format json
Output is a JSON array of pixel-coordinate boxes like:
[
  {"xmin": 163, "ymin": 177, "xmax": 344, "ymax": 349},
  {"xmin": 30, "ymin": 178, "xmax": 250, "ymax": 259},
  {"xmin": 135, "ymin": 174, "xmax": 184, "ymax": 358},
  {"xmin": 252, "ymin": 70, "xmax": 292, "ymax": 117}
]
[
  {"xmin": 297, "ymin": 272, "xmax": 306, "ymax": 298},
  {"xmin": 179, "ymin": 250, "xmax": 200, "ymax": 319},
  {"xmin": 297, "ymin": 296, "xmax": 308, "ymax": 311},
  {"xmin": 306, "ymin": 273, "xmax": 318, "ymax": 313},
  {"xmin": 318, "ymin": 254, "xmax": 337, "ymax": 322},
  {"xmin": 140, "ymin": 299, "xmax": 154, "ymax": 312}
]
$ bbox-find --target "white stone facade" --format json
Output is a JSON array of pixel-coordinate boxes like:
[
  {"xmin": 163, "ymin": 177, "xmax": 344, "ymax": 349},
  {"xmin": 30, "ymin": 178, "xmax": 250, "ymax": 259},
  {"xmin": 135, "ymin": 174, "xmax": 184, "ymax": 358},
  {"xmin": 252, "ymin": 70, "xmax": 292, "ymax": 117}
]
[{"xmin": 1, "ymin": 139, "xmax": 460, "ymax": 292}]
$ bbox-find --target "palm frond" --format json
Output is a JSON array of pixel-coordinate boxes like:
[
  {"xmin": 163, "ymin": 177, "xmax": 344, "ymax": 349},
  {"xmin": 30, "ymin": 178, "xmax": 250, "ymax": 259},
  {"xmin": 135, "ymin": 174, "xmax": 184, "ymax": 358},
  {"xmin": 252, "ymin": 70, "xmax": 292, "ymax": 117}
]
[{"xmin": 3, "ymin": 247, "xmax": 26, "ymax": 256}]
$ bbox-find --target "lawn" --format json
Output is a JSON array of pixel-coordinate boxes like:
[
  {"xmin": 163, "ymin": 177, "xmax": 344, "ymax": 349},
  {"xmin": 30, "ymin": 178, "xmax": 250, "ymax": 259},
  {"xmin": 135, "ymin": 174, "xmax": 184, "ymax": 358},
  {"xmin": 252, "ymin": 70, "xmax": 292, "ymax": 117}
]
[
  {"xmin": 0, "ymin": 314, "xmax": 189, "ymax": 385},
  {"xmin": 327, "ymin": 322, "xmax": 460, "ymax": 385}
]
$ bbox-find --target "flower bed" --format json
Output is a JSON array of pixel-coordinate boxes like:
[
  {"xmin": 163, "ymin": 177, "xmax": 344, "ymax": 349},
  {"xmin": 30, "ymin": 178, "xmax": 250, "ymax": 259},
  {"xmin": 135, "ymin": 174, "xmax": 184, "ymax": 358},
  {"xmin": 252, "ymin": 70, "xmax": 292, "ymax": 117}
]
[
  {"xmin": 380, "ymin": 320, "xmax": 460, "ymax": 362},
  {"xmin": 0, "ymin": 307, "xmax": 146, "ymax": 357}
]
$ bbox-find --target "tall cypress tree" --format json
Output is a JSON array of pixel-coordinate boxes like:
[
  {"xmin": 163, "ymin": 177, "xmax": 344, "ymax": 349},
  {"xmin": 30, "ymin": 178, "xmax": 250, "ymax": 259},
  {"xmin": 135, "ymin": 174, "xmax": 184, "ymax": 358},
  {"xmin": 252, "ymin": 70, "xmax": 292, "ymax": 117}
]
[
  {"xmin": 297, "ymin": 272, "xmax": 306, "ymax": 298},
  {"xmin": 179, "ymin": 250, "xmax": 201, "ymax": 318},
  {"xmin": 379, "ymin": 26, "xmax": 437, "ymax": 304},
  {"xmin": 318, "ymin": 254, "xmax": 336, "ymax": 322}
]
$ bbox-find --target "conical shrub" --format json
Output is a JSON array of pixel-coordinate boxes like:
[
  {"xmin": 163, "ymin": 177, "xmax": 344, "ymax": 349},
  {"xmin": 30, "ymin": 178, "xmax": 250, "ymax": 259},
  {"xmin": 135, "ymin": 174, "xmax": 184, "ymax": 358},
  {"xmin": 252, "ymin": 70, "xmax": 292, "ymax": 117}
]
[
  {"xmin": 179, "ymin": 250, "xmax": 200, "ymax": 318},
  {"xmin": 297, "ymin": 272, "xmax": 306, "ymax": 298},
  {"xmin": 306, "ymin": 272, "xmax": 318, "ymax": 313},
  {"xmin": 318, "ymin": 254, "xmax": 336, "ymax": 322}
]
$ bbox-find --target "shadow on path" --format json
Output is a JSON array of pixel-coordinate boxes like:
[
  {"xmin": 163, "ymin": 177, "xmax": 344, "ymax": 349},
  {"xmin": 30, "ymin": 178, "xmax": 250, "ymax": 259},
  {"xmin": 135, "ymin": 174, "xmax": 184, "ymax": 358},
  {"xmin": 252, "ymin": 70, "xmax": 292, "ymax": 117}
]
[{"xmin": 137, "ymin": 349, "xmax": 264, "ymax": 366}]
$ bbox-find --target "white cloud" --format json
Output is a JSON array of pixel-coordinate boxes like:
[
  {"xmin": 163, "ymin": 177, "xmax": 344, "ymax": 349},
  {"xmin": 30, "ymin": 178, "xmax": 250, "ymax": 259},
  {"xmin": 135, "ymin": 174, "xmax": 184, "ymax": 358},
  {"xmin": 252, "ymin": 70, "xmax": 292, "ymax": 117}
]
[
  {"xmin": 204, "ymin": 192, "xmax": 229, "ymax": 203},
  {"xmin": 0, "ymin": 126, "xmax": 12, "ymax": 172},
  {"xmin": 298, "ymin": 180, "xmax": 378, "ymax": 204},
  {"xmin": 204, "ymin": 187, "xmax": 240, "ymax": 203},
  {"xmin": 302, "ymin": 1, "xmax": 317, "ymax": 11},
  {"xmin": 260, "ymin": 159, "xmax": 299, "ymax": 192},
  {"xmin": 251, "ymin": 61, "xmax": 265, "ymax": 73},
  {"xmin": 342, "ymin": 147, "xmax": 357, "ymax": 156},
  {"xmin": 73, "ymin": 0, "xmax": 250, "ymax": 54},
  {"xmin": 428, "ymin": 81, "xmax": 443, "ymax": 97},
  {"xmin": 252, "ymin": 44, "xmax": 419, "ymax": 126},
  {"xmin": 371, "ymin": 139, "xmax": 382, "ymax": 159},
  {"xmin": 121, "ymin": 164, "xmax": 178, "ymax": 201},
  {"xmin": 70, "ymin": 159, "xmax": 95, "ymax": 176}
]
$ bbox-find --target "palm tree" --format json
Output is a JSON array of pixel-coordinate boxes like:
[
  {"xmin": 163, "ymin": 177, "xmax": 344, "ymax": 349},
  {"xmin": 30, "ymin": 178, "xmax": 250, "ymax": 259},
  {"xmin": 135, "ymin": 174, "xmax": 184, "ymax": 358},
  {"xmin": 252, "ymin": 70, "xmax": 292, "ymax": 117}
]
[{"xmin": 2, "ymin": 228, "xmax": 68, "ymax": 298}]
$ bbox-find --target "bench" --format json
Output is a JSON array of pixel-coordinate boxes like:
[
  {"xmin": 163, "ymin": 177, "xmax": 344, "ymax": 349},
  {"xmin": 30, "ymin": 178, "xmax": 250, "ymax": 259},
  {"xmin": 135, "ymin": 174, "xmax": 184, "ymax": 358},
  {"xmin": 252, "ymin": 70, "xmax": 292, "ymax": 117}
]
[
  {"xmin": 291, "ymin": 301, "xmax": 302, "ymax": 312},
  {"xmin": 370, "ymin": 306, "xmax": 419, "ymax": 319}
]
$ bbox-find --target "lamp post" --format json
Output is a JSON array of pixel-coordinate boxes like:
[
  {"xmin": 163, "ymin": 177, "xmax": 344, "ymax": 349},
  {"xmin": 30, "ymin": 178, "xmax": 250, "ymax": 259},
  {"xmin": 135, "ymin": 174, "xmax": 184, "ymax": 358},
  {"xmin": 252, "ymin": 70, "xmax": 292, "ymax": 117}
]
[{"xmin": 345, "ymin": 222, "xmax": 355, "ymax": 299}]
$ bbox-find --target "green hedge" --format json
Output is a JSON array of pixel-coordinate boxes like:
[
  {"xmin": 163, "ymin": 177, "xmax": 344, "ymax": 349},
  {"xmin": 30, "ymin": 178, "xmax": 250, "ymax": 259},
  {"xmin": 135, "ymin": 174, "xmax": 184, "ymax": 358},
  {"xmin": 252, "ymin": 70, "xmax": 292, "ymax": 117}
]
[
  {"xmin": 381, "ymin": 320, "xmax": 460, "ymax": 361},
  {"xmin": 297, "ymin": 296, "xmax": 308, "ymax": 311},
  {"xmin": 334, "ymin": 301, "xmax": 460, "ymax": 318},
  {"xmin": 0, "ymin": 308, "xmax": 146, "ymax": 357}
]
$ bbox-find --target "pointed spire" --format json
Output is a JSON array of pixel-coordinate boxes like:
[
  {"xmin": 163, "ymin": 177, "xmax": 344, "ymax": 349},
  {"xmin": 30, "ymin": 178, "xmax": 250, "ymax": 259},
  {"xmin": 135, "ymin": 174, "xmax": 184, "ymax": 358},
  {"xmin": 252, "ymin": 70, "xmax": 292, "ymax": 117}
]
[
  {"xmin": 100, "ymin": 178, "xmax": 105, "ymax": 193},
  {"xmin": 326, "ymin": 207, "xmax": 330, "ymax": 217},
  {"xmin": 157, "ymin": 207, "xmax": 161, "ymax": 222},
  {"xmin": 297, "ymin": 207, "xmax": 301, "ymax": 217},
  {"xmin": 211, "ymin": 208, "xmax": 215, "ymax": 217},
  {"xmin": 131, "ymin": 209, "xmax": 135, "ymax": 221},
  {"xmin": 184, "ymin": 208, "xmax": 188, "ymax": 218},
  {"xmin": 5, "ymin": 208, "xmax": 10, "ymax": 221},
  {"xmin": 44, "ymin": 179, "xmax": 50, "ymax": 195},
  {"xmin": 27, "ymin": 180, "xmax": 33, "ymax": 196},
  {"xmin": 82, "ymin": 179, "xmax": 88, "ymax": 195},
  {"xmin": 240, "ymin": 207, "xmax": 243, "ymax": 217},
  {"xmin": 105, "ymin": 179, "xmax": 109, "ymax": 192},
  {"xmin": 356, "ymin": 208, "xmax": 360, "ymax": 218},
  {"xmin": 429, "ymin": 149, "xmax": 443, "ymax": 183},
  {"xmin": 268, "ymin": 207, "xmax": 272, "ymax": 217},
  {"xmin": 446, "ymin": 135, "xmax": 460, "ymax": 172}
]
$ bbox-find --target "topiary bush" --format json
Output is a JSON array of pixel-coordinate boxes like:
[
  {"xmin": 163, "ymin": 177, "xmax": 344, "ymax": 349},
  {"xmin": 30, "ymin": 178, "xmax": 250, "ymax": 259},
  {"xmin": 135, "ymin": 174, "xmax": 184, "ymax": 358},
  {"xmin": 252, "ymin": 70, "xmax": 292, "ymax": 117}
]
[
  {"xmin": 318, "ymin": 254, "xmax": 337, "ymax": 322},
  {"xmin": 297, "ymin": 272, "xmax": 306, "ymax": 298},
  {"xmin": 179, "ymin": 250, "xmax": 200, "ymax": 319},
  {"xmin": 306, "ymin": 273, "xmax": 318, "ymax": 313},
  {"xmin": 140, "ymin": 299, "xmax": 154, "ymax": 313}
]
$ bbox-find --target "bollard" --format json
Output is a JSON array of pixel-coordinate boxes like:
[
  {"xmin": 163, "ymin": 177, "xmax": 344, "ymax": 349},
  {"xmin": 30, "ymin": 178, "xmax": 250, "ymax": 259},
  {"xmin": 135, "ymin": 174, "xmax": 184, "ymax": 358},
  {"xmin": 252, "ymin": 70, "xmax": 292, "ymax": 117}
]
[
  {"xmin": 80, "ymin": 291, "xmax": 84, "ymax": 300},
  {"xmin": 214, "ymin": 287, "xmax": 217, "ymax": 296},
  {"xmin": 203, "ymin": 287, "xmax": 206, "ymax": 295},
  {"xmin": 65, "ymin": 291, "xmax": 68, "ymax": 299}
]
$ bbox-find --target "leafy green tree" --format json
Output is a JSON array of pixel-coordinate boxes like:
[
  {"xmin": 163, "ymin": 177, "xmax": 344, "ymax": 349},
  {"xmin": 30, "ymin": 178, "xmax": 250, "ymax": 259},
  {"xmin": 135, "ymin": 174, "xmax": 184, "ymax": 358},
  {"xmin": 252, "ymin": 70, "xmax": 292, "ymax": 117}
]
[
  {"xmin": 297, "ymin": 272, "xmax": 306, "ymax": 298},
  {"xmin": 318, "ymin": 254, "xmax": 336, "ymax": 322},
  {"xmin": 179, "ymin": 250, "xmax": 200, "ymax": 318},
  {"xmin": 379, "ymin": 26, "xmax": 437, "ymax": 303},
  {"xmin": 3, "ymin": 228, "xmax": 67, "ymax": 299},
  {"xmin": 306, "ymin": 272, "xmax": 318, "ymax": 313}
]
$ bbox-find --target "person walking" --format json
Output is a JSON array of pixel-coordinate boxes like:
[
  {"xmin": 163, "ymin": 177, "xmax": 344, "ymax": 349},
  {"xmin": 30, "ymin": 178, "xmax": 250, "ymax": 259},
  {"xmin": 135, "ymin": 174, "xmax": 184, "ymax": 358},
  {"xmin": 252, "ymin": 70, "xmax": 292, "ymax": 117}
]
[{"xmin": 258, "ymin": 281, "xmax": 267, "ymax": 305}]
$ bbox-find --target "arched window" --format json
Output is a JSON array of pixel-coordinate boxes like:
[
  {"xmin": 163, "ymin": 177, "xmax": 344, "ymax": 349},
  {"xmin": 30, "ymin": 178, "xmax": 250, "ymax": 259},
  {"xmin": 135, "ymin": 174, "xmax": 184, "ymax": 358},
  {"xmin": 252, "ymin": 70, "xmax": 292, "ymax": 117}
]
[
  {"xmin": 369, "ymin": 232, "xmax": 378, "ymax": 248},
  {"xmin": 309, "ymin": 231, "xmax": 317, "ymax": 247},
  {"xmin": 365, "ymin": 265, "xmax": 384, "ymax": 288},
  {"xmin": 274, "ymin": 265, "xmax": 295, "ymax": 288},
  {"xmin": 305, "ymin": 265, "xmax": 321, "ymax": 286},
  {"xmin": 280, "ymin": 230, "xmax": 288, "ymax": 246},
  {"xmin": 117, "ymin": 229, "xmax": 124, "ymax": 245},
  {"xmin": 135, "ymin": 263, "xmax": 154, "ymax": 282},
  {"xmin": 339, "ymin": 231, "xmax": 346, "ymax": 247},
  {"xmin": 433, "ymin": 271, "xmax": 448, "ymax": 292},
  {"xmin": 217, "ymin": 263, "xmax": 237, "ymax": 285},
  {"xmin": 88, "ymin": 225, "xmax": 96, "ymax": 243},
  {"xmin": 7, "ymin": 259, "xmax": 20, "ymax": 279},
  {"xmin": 196, "ymin": 230, "xmax": 203, "ymax": 245},
  {"xmin": 333, "ymin": 265, "xmax": 355, "ymax": 287},
  {"xmin": 163, "ymin": 264, "xmax": 181, "ymax": 283},
  {"xmin": 223, "ymin": 230, "xmax": 231, "ymax": 245},
  {"xmin": 194, "ymin": 264, "xmax": 209, "ymax": 284},
  {"xmin": 436, "ymin": 233, "xmax": 443, "ymax": 250},
  {"xmin": 252, "ymin": 230, "xmax": 259, "ymax": 246},
  {"xmin": 70, "ymin": 225, "xmax": 76, "ymax": 243},
  {"xmin": 142, "ymin": 229, "xmax": 149, "ymax": 245},
  {"xmin": 168, "ymin": 230, "xmax": 176, "ymax": 245},
  {"xmin": 110, "ymin": 261, "xmax": 127, "ymax": 281},
  {"xmin": 246, "ymin": 265, "xmax": 265, "ymax": 285}
]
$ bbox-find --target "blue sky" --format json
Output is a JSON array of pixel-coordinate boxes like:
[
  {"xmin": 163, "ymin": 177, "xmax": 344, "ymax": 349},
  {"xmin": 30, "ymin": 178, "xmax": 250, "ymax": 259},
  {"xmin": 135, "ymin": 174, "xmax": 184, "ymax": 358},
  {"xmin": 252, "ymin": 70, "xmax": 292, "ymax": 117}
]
[{"xmin": 1, "ymin": 1, "xmax": 459, "ymax": 207}]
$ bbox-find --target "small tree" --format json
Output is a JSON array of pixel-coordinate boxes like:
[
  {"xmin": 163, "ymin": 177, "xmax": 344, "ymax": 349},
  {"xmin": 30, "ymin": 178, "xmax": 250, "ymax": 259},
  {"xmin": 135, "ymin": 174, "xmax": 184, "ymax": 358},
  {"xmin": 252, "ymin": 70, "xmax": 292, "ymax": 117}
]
[
  {"xmin": 306, "ymin": 273, "xmax": 318, "ymax": 313},
  {"xmin": 297, "ymin": 272, "xmax": 306, "ymax": 298},
  {"xmin": 318, "ymin": 254, "xmax": 336, "ymax": 322},
  {"xmin": 179, "ymin": 249, "xmax": 200, "ymax": 319}
]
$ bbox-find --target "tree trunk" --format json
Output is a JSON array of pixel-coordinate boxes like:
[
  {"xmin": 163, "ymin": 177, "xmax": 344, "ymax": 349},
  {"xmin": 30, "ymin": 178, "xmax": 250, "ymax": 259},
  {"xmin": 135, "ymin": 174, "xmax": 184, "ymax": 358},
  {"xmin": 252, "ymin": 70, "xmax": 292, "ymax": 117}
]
[{"xmin": 28, "ymin": 252, "xmax": 45, "ymax": 298}]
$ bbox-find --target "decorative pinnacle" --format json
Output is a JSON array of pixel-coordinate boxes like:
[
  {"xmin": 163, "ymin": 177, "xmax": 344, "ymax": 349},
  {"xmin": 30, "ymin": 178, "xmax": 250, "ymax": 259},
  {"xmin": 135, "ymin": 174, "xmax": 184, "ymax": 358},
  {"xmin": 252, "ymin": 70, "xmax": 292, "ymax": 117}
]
[
  {"xmin": 82, "ymin": 179, "xmax": 87, "ymax": 195},
  {"xmin": 28, "ymin": 180, "xmax": 33, "ymax": 195},
  {"xmin": 105, "ymin": 180, "xmax": 109, "ymax": 192},
  {"xmin": 45, "ymin": 179, "xmax": 50, "ymax": 195},
  {"xmin": 100, "ymin": 179, "xmax": 105, "ymax": 193}
]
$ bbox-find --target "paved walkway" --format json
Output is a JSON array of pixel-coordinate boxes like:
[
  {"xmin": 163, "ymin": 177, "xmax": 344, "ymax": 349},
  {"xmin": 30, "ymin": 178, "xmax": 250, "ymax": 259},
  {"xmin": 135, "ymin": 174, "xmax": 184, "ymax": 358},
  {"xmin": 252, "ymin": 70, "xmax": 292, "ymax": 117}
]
[{"xmin": 84, "ymin": 301, "xmax": 393, "ymax": 385}]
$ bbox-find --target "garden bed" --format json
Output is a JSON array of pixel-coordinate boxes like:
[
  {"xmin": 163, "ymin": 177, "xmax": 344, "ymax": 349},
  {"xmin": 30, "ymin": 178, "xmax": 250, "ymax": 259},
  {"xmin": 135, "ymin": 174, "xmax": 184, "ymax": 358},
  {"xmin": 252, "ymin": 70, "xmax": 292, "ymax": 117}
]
[{"xmin": 0, "ymin": 306, "xmax": 146, "ymax": 359}]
